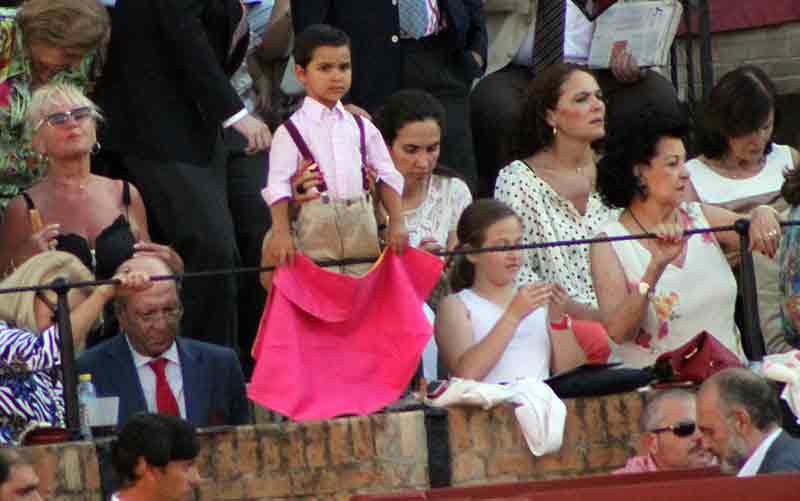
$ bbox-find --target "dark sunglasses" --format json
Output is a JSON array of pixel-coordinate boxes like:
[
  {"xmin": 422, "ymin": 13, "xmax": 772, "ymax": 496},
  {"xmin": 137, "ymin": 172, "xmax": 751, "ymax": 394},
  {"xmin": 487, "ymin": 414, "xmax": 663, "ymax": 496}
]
[
  {"xmin": 35, "ymin": 106, "xmax": 93, "ymax": 130},
  {"xmin": 649, "ymin": 421, "xmax": 696, "ymax": 437}
]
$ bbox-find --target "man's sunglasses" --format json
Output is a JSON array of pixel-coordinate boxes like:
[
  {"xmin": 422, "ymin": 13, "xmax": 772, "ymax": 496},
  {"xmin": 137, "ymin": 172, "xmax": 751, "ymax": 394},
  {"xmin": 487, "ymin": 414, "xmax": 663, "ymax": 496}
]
[{"xmin": 649, "ymin": 421, "xmax": 696, "ymax": 437}]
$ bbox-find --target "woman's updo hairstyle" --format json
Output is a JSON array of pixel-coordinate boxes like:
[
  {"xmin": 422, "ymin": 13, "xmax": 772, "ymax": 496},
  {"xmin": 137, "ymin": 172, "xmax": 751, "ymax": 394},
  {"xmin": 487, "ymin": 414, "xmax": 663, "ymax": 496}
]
[
  {"xmin": 597, "ymin": 109, "xmax": 689, "ymax": 209},
  {"xmin": 449, "ymin": 199, "xmax": 521, "ymax": 292}
]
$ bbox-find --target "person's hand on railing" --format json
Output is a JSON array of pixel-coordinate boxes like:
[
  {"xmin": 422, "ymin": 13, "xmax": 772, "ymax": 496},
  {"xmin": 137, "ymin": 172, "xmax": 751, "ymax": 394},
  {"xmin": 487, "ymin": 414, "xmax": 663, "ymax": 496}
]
[
  {"xmin": 651, "ymin": 222, "xmax": 686, "ymax": 267},
  {"xmin": 96, "ymin": 268, "xmax": 152, "ymax": 303},
  {"xmin": 749, "ymin": 205, "xmax": 782, "ymax": 259},
  {"xmin": 133, "ymin": 242, "xmax": 184, "ymax": 274}
]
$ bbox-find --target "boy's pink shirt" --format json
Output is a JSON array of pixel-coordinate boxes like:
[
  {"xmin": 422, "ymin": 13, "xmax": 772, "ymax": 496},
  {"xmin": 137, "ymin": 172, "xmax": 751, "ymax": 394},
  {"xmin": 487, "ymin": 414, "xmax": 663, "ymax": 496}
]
[{"xmin": 262, "ymin": 97, "xmax": 404, "ymax": 205}]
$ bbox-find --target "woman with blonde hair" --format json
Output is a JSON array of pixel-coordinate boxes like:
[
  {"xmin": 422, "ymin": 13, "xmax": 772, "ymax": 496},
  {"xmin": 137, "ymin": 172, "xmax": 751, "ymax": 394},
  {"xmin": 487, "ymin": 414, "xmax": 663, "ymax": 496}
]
[
  {"xmin": 0, "ymin": 82, "xmax": 182, "ymax": 283},
  {"xmin": 0, "ymin": 0, "xmax": 111, "ymax": 208},
  {"xmin": 0, "ymin": 251, "xmax": 147, "ymax": 444}
]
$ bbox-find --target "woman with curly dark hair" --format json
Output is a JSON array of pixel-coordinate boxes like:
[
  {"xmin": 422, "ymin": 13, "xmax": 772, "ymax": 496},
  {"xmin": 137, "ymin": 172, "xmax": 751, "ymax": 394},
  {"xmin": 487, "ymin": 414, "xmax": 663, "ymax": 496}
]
[{"xmin": 591, "ymin": 112, "xmax": 781, "ymax": 368}]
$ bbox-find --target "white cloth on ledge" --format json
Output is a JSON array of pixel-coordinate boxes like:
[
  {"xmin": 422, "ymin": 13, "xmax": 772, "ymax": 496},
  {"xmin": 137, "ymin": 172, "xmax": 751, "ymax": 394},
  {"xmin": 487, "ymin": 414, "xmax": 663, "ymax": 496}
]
[
  {"xmin": 762, "ymin": 350, "xmax": 800, "ymax": 424},
  {"xmin": 424, "ymin": 378, "xmax": 566, "ymax": 456}
]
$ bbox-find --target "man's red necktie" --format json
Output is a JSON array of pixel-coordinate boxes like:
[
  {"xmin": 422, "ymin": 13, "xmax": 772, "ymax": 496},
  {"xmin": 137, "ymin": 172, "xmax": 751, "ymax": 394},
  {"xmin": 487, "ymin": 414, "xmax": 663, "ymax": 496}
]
[{"xmin": 148, "ymin": 358, "xmax": 180, "ymax": 417}]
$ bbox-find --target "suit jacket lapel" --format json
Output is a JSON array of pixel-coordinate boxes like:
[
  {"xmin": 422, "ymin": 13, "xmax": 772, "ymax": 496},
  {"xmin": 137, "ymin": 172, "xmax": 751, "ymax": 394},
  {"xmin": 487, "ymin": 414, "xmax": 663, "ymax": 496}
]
[
  {"xmin": 178, "ymin": 339, "xmax": 210, "ymax": 425},
  {"xmin": 106, "ymin": 335, "xmax": 147, "ymax": 423}
]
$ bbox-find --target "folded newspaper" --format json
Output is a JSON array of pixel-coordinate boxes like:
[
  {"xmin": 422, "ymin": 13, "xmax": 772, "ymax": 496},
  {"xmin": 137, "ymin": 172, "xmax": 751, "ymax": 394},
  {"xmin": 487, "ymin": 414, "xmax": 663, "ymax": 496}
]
[{"xmin": 588, "ymin": 0, "xmax": 684, "ymax": 69}]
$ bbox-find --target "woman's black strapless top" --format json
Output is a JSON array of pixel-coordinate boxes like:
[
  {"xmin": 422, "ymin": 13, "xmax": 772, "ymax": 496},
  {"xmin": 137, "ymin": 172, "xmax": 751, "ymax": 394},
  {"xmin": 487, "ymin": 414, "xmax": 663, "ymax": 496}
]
[{"xmin": 22, "ymin": 181, "xmax": 136, "ymax": 279}]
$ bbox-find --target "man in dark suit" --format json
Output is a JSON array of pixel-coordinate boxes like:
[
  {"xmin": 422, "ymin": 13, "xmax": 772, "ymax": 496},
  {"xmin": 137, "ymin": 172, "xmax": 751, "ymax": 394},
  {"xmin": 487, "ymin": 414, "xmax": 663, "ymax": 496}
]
[
  {"xmin": 291, "ymin": 0, "xmax": 487, "ymax": 189},
  {"xmin": 77, "ymin": 256, "xmax": 251, "ymax": 428},
  {"xmin": 697, "ymin": 368, "xmax": 800, "ymax": 476},
  {"xmin": 94, "ymin": 0, "xmax": 273, "ymax": 349}
]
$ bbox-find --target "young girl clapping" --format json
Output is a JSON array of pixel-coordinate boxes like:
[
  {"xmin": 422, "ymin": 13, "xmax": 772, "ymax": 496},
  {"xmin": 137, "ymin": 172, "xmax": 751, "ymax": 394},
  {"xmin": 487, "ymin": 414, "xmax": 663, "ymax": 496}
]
[{"xmin": 436, "ymin": 199, "xmax": 587, "ymax": 383}]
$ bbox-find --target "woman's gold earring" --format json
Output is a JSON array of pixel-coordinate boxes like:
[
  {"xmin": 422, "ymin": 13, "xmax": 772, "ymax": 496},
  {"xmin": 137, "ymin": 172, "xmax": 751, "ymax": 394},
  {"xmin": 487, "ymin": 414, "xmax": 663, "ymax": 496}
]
[{"xmin": 553, "ymin": 126, "xmax": 558, "ymax": 137}]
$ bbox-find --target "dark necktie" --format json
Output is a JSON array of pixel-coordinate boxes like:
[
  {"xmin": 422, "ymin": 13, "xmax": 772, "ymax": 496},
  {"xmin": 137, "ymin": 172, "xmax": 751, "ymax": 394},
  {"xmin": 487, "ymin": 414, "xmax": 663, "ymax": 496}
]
[
  {"xmin": 532, "ymin": 0, "xmax": 567, "ymax": 75},
  {"xmin": 149, "ymin": 358, "xmax": 180, "ymax": 417}
]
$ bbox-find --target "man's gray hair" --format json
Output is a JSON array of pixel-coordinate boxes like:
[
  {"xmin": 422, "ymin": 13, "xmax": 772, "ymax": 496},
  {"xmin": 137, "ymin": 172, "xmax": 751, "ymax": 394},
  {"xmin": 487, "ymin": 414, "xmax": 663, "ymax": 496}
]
[
  {"xmin": 639, "ymin": 388, "xmax": 696, "ymax": 432},
  {"xmin": 711, "ymin": 368, "xmax": 782, "ymax": 431}
]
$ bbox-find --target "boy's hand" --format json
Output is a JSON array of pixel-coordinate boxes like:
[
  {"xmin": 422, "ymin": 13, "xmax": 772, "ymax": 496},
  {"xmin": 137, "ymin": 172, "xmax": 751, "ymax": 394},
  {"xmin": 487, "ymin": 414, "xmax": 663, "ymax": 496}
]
[
  {"xmin": 387, "ymin": 219, "xmax": 409, "ymax": 255},
  {"xmin": 265, "ymin": 231, "xmax": 296, "ymax": 267}
]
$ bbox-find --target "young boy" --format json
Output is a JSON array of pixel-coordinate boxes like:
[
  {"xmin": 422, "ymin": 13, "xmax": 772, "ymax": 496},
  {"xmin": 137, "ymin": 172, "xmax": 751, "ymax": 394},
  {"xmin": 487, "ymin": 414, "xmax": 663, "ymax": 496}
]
[{"xmin": 262, "ymin": 24, "xmax": 407, "ymax": 277}]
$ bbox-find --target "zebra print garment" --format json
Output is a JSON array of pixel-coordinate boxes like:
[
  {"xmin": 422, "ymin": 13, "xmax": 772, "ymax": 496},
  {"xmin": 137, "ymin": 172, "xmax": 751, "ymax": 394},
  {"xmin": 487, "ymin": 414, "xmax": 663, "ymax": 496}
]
[{"xmin": 0, "ymin": 322, "xmax": 65, "ymax": 445}]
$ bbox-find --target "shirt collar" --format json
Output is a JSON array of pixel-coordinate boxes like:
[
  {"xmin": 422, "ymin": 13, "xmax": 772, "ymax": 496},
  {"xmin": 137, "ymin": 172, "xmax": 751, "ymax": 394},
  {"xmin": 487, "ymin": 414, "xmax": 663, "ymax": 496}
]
[
  {"xmin": 300, "ymin": 96, "xmax": 346, "ymax": 122},
  {"xmin": 125, "ymin": 335, "xmax": 180, "ymax": 369},
  {"xmin": 737, "ymin": 427, "xmax": 782, "ymax": 477}
]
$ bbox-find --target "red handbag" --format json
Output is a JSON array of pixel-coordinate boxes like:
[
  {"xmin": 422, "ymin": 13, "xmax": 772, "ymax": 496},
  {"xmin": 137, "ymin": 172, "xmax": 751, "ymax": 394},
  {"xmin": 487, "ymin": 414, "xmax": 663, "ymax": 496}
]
[{"xmin": 654, "ymin": 331, "xmax": 745, "ymax": 384}]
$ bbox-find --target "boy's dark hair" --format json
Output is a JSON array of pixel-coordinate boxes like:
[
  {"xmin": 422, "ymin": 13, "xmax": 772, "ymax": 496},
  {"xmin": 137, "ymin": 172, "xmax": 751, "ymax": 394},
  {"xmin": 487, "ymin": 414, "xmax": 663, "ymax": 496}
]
[
  {"xmin": 111, "ymin": 413, "xmax": 199, "ymax": 486},
  {"xmin": 293, "ymin": 24, "xmax": 351, "ymax": 68}
]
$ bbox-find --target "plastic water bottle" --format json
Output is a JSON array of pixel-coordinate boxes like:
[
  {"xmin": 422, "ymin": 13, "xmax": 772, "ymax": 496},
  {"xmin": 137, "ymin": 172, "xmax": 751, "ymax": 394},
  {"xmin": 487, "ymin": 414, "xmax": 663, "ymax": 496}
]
[{"xmin": 77, "ymin": 373, "xmax": 96, "ymax": 440}]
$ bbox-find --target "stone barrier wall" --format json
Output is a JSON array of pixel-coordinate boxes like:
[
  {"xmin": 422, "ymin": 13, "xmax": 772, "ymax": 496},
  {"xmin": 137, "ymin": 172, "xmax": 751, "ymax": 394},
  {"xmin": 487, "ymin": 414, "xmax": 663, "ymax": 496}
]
[{"xmin": 25, "ymin": 392, "xmax": 645, "ymax": 500}]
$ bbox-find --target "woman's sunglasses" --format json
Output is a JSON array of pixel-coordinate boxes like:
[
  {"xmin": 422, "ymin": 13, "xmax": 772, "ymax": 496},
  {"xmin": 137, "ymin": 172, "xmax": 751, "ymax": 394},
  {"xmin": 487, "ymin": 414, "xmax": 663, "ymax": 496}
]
[
  {"xmin": 35, "ymin": 106, "xmax": 93, "ymax": 131},
  {"xmin": 649, "ymin": 421, "xmax": 696, "ymax": 437}
]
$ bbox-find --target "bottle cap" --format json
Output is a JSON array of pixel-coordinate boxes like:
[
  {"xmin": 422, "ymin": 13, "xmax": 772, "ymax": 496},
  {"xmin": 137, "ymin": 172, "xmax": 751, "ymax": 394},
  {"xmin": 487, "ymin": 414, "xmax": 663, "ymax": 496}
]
[{"xmin": 79, "ymin": 373, "xmax": 92, "ymax": 382}]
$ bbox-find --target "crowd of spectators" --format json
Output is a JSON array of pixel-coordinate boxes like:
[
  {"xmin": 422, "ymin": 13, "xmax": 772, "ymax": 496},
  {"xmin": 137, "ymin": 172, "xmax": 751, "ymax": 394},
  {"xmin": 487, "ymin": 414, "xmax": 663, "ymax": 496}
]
[{"xmin": 1, "ymin": 0, "xmax": 800, "ymax": 490}]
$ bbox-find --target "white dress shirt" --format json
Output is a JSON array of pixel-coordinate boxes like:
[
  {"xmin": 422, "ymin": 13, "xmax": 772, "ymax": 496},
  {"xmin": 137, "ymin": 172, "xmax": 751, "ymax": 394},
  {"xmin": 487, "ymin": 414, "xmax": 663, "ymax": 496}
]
[
  {"xmin": 126, "ymin": 337, "xmax": 187, "ymax": 419},
  {"xmin": 738, "ymin": 428, "xmax": 782, "ymax": 477}
]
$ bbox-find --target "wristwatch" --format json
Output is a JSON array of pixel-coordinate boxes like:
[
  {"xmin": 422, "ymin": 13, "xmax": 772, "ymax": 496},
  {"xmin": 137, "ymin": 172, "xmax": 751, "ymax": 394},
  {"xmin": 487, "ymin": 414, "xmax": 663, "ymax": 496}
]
[{"xmin": 638, "ymin": 281, "xmax": 656, "ymax": 300}]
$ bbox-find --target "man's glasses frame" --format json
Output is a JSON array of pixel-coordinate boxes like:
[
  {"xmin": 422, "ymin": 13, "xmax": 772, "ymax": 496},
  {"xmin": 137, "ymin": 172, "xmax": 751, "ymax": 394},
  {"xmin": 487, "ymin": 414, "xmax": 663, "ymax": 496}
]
[{"xmin": 131, "ymin": 305, "xmax": 184, "ymax": 326}]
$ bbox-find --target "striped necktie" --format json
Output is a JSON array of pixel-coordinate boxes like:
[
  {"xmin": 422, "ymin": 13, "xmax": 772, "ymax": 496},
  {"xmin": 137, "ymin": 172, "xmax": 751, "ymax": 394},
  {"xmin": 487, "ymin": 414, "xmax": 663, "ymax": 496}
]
[
  {"xmin": 532, "ymin": 0, "xmax": 567, "ymax": 75},
  {"xmin": 399, "ymin": 0, "xmax": 432, "ymax": 39}
]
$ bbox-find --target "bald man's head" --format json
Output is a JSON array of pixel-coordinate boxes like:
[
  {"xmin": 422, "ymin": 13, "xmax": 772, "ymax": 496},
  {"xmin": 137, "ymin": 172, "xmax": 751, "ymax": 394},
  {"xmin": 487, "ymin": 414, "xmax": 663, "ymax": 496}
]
[
  {"xmin": 119, "ymin": 255, "xmax": 173, "ymax": 277},
  {"xmin": 114, "ymin": 255, "xmax": 183, "ymax": 358}
]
